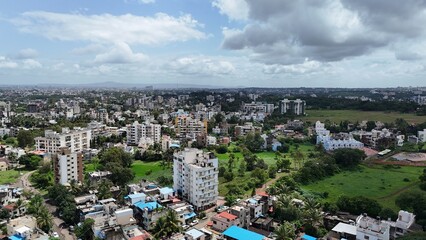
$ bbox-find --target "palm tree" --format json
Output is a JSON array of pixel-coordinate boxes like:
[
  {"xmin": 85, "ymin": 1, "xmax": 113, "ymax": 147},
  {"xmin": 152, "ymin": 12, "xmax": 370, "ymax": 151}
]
[
  {"xmin": 274, "ymin": 222, "xmax": 296, "ymax": 240},
  {"xmin": 152, "ymin": 210, "xmax": 181, "ymax": 239},
  {"xmin": 28, "ymin": 194, "xmax": 44, "ymax": 215},
  {"xmin": 36, "ymin": 206, "xmax": 53, "ymax": 233},
  {"xmin": 302, "ymin": 197, "xmax": 323, "ymax": 226}
]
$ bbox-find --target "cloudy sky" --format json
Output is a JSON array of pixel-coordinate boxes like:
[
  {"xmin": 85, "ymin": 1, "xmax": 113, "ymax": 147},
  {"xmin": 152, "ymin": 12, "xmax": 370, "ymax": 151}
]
[{"xmin": 1, "ymin": 0, "xmax": 426, "ymax": 87}]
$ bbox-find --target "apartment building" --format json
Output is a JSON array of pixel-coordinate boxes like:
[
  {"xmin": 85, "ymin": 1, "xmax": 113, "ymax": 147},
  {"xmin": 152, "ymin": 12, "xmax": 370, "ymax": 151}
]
[
  {"xmin": 234, "ymin": 122, "xmax": 262, "ymax": 137},
  {"xmin": 242, "ymin": 102, "xmax": 275, "ymax": 114},
  {"xmin": 35, "ymin": 127, "xmax": 91, "ymax": 154},
  {"xmin": 418, "ymin": 129, "xmax": 426, "ymax": 142},
  {"xmin": 126, "ymin": 121, "xmax": 161, "ymax": 145},
  {"xmin": 279, "ymin": 99, "xmax": 306, "ymax": 115},
  {"xmin": 53, "ymin": 147, "xmax": 83, "ymax": 185},
  {"xmin": 174, "ymin": 116, "xmax": 208, "ymax": 140},
  {"xmin": 173, "ymin": 148, "xmax": 218, "ymax": 211}
]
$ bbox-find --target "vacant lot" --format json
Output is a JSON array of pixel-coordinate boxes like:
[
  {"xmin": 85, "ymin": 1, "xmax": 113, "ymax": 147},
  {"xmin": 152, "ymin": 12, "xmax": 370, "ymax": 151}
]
[
  {"xmin": 0, "ymin": 170, "xmax": 24, "ymax": 185},
  {"xmin": 302, "ymin": 110, "xmax": 425, "ymax": 124},
  {"xmin": 302, "ymin": 165, "xmax": 423, "ymax": 210},
  {"xmin": 132, "ymin": 161, "xmax": 172, "ymax": 183}
]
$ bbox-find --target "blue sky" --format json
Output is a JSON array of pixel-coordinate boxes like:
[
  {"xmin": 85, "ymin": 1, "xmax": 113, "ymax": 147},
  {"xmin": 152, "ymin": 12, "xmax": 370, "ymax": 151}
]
[{"xmin": 1, "ymin": 0, "xmax": 426, "ymax": 87}]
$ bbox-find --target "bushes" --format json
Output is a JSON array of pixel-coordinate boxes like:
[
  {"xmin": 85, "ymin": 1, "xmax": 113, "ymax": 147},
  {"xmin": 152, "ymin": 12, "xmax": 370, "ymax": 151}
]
[
  {"xmin": 294, "ymin": 157, "xmax": 339, "ymax": 184},
  {"xmin": 216, "ymin": 145, "xmax": 228, "ymax": 154},
  {"xmin": 332, "ymin": 148, "xmax": 366, "ymax": 168},
  {"xmin": 336, "ymin": 196, "xmax": 382, "ymax": 217}
]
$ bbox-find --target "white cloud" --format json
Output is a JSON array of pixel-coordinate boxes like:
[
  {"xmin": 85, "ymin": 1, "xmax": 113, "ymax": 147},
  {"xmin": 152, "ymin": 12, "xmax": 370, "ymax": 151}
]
[
  {"xmin": 212, "ymin": 0, "xmax": 249, "ymax": 21},
  {"xmin": 13, "ymin": 11, "xmax": 206, "ymax": 45},
  {"xmin": 168, "ymin": 56, "xmax": 235, "ymax": 75},
  {"xmin": 0, "ymin": 56, "xmax": 18, "ymax": 68},
  {"xmin": 22, "ymin": 59, "xmax": 42, "ymax": 69},
  {"xmin": 15, "ymin": 48, "xmax": 38, "ymax": 59},
  {"xmin": 124, "ymin": 0, "xmax": 155, "ymax": 4},
  {"xmin": 94, "ymin": 42, "xmax": 147, "ymax": 64},
  {"xmin": 263, "ymin": 59, "xmax": 327, "ymax": 74},
  {"xmin": 71, "ymin": 44, "xmax": 105, "ymax": 55}
]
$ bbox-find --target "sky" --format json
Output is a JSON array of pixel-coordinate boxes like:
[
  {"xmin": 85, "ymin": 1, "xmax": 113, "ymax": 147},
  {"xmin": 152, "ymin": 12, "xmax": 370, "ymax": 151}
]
[{"xmin": 1, "ymin": 0, "xmax": 426, "ymax": 87}]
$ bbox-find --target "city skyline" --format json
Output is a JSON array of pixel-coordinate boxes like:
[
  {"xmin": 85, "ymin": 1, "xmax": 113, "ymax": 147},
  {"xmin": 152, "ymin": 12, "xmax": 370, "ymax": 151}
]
[{"xmin": 1, "ymin": 0, "xmax": 426, "ymax": 87}]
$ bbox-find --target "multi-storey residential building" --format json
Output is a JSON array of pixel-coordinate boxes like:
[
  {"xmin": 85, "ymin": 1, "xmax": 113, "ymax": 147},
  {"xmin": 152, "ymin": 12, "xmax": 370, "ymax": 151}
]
[
  {"xmin": 317, "ymin": 134, "xmax": 364, "ymax": 151},
  {"xmin": 126, "ymin": 121, "xmax": 161, "ymax": 145},
  {"xmin": 212, "ymin": 211, "xmax": 239, "ymax": 232},
  {"xmin": 242, "ymin": 102, "xmax": 275, "ymax": 114},
  {"xmin": 173, "ymin": 148, "xmax": 218, "ymax": 211},
  {"xmin": 418, "ymin": 129, "xmax": 426, "ymax": 142},
  {"xmin": 53, "ymin": 147, "xmax": 83, "ymax": 185},
  {"xmin": 234, "ymin": 122, "xmax": 262, "ymax": 137},
  {"xmin": 279, "ymin": 99, "xmax": 306, "ymax": 115},
  {"xmin": 35, "ymin": 127, "xmax": 91, "ymax": 154},
  {"xmin": 356, "ymin": 214, "xmax": 390, "ymax": 240},
  {"xmin": 174, "ymin": 116, "xmax": 207, "ymax": 140}
]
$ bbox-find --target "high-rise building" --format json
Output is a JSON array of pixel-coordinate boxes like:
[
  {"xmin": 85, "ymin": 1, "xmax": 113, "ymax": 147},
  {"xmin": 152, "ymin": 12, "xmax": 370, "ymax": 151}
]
[
  {"xmin": 53, "ymin": 147, "xmax": 83, "ymax": 185},
  {"xmin": 126, "ymin": 121, "xmax": 162, "ymax": 145},
  {"xmin": 173, "ymin": 148, "xmax": 218, "ymax": 210},
  {"xmin": 279, "ymin": 99, "xmax": 306, "ymax": 115},
  {"xmin": 35, "ymin": 127, "xmax": 91, "ymax": 154},
  {"xmin": 174, "ymin": 116, "xmax": 207, "ymax": 139}
]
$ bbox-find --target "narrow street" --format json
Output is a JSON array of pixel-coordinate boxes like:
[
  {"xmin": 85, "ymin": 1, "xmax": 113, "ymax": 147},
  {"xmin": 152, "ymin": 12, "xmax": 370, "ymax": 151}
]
[{"xmin": 16, "ymin": 171, "xmax": 75, "ymax": 240}]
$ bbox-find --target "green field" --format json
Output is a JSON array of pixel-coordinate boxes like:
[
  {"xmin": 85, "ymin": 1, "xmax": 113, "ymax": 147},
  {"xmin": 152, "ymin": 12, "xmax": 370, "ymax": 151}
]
[
  {"xmin": 132, "ymin": 161, "xmax": 172, "ymax": 183},
  {"xmin": 85, "ymin": 161, "xmax": 173, "ymax": 184},
  {"xmin": 215, "ymin": 143, "xmax": 315, "ymax": 168},
  {"xmin": 302, "ymin": 165, "xmax": 424, "ymax": 210},
  {"xmin": 302, "ymin": 110, "xmax": 425, "ymax": 124},
  {"xmin": 0, "ymin": 170, "xmax": 25, "ymax": 185}
]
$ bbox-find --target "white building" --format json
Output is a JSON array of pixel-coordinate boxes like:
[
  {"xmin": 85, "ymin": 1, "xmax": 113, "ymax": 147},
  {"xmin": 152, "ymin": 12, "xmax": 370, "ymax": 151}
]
[
  {"xmin": 242, "ymin": 102, "xmax": 274, "ymax": 114},
  {"xmin": 279, "ymin": 99, "xmax": 306, "ymax": 115},
  {"xmin": 315, "ymin": 121, "xmax": 330, "ymax": 136},
  {"xmin": 53, "ymin": 147, "xmax": 83, "ymax": 185},
  {"xmin": 173, "ymin": 148, "xmax": 218, "ymax": 211},
  {"xmin": 418, "ymin": 129, "xmax": 426, "ymax": 142},
  {"xmin": 317, "ymin": 134, "xmax": 364, "ymax": 151},
  {"xmin": 126, "ymin": 121, "xmax": 161, "ymax": 145},
  {"xmin": 35, "ymin": 127, "xmax": 91, "ymax": 154},
  {"xmin": 356, "ymin": 214, "xmax": 390, "ymax": 240}
]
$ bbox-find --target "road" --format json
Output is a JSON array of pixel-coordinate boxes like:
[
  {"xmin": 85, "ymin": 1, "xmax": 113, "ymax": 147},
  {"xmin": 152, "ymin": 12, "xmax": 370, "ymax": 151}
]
[{"xmin": 17, "ymin": 171, "xmax": 75, "ymax": 240}]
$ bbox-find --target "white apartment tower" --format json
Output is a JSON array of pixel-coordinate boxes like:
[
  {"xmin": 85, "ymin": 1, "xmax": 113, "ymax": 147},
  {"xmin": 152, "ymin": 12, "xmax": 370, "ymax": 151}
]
[
  {"xmin": 53, "ymin": 147, "xmax": 83, "ymax": 185},
  {"xmin": 126, "ymin": 121, "xmax": 162, "ymax": 145},
  {"xmin": 173, "ymin": 148, "xmax": 218, "ymax": 210},
  {"xmin": 280, "ymin": 99, "xmax": 306, "ymax": 115},
  {"xmin": 35, "ymin": 127, "xmax": 91, "ymax": 154}
]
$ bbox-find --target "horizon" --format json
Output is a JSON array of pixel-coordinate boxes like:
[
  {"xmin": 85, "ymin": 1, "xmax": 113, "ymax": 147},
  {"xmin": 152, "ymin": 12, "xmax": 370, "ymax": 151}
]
[{"xmin": 1, "ymin": 0, "xmax": 426, "ymax": 87}]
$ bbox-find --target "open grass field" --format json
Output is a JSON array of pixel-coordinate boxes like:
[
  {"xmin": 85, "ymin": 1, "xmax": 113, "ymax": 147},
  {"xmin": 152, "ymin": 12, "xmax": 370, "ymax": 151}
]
[
  {"xmin": 302, "ymin": 110, "xmax": 425, "ymax": 124},
  {"xmin": 302, "ymin": 165, "xmax": 424, "ymax": 210},
  {"xmin": 215, "ymin": 143, "xmax": 315, "ymax": 169},
  {"xmin": 0, "ymin": 170, "xmax": 25, "ymax": 185},
  {"xmin": 131, "ymin": 161, "xmax": 172, "ymax": 183}
]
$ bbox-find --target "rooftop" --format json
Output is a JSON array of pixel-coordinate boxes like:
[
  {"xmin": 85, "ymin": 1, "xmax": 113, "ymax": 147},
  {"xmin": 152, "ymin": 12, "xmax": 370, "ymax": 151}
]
[
  {"xmin": 218, "ymin": 211, "xmax": 238, "ymax": 221},
  {"xmin": 222, "ymin": 226, "xmax": 264, "ymax": 240}
]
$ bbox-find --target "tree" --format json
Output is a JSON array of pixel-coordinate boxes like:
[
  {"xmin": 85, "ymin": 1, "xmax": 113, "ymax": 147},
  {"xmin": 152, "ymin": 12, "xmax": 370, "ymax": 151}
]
[
  {"xmin": 75, "ymin": 218, "xmax": 95, "ymax": 240},
  {"xmin": 36, "ymin": 206, "xmax": 53, "ymax": 233},
  {"xmin": 97, "ymin": 179, "xmax": 113, "ymax": 200},
  {"xmin": 152, "ymin": 210, "xmax": 181, "ymax": 239},
  {"xmin": 291, "ymin": 149, "xmax": 305, "ymax": 170},
  {"xmin": 99, "ymin": 147, "xmax": 133, "ymax": 168},
  {"xmin": 366, "ymin": 121, "xmax": 376, "ymax": 131},
  {"xmin": 105, "ymin": 162, "xmax": 135, "ymax": 186},
  {"xmin": 238, "ymin": 160, "xmax": 246, "ymax": 177},
  {"xmin": 251, "ymin": 168, "xmax": 268, "ymax": 187},
  {"xmin": 18, "ymin": 154, "xmax": 42, "ymax": 170},
  {"xmin": 420, "ymin": 169, "xmax": 426, "ymax": 191},
  {"xmin": 0, "ymin": 209, "xmax": 10, "ymax": 219},
  {"xmin": 336, "ymin": 196, "xmax": 382, "ymax": 217},
  {"xmin": 216, "ymin": 145, "xmax": 228, "ymax": 154},
  {"xmin": 395, "ymin": 190, "xmax": 426, "ymax": 230},
  {"xmin": 224, "ymin": 171, "xmax": 234, "ymax": 182},
  {"xmin": 268, "ymin": 165, "xmax": 277, "ymax": 178},
  {"xmin": 28, "ymin": 194, "xmax": 44, "ymax": 215},
  {"xmin": 244, "ymin": 133, "xmax": 264, "ymax": 153},
  {"xmin": 332, "ymin": 148, "xmax": 366, "ymax": 168},
  {"xmin": 17, "ymin": 130, "xmax": 34, "ymax": 148},
  {"xmin": 274, "ymin": 222, "xmax": 296, "ymax": 240},
  {"xmin": 225, "ymin": 195, "xmax": 237, "ymax": 207}
]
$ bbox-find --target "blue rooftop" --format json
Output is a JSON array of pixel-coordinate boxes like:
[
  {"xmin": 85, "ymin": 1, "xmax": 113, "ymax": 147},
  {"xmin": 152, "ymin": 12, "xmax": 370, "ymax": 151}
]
[
  {"xmin": 127, "ymin": 193, "xmax": 146, "ymax": 199},
  {"xmin": 134, "ymin": 201, "xmax": 162, "ymax": 211},
  {"xmin": 9, "ymin": 235, "xmax": 25, "ymax": 240},
  {"xmin": 184, "ymin": 212, "xmax": 196, "ymax": 220},
  {"xmin": 160, "ymin": 187, "xmax": 174, "ymax": 195},
  {"xmin": 170, "ymin": 143, "xmax": 180, "ymax": 148},
  {"xmin": 223, "ymin": 226, "xmax": 264, "ymax": 240},
  {"xmin": 302, "ymin": 233, "xmax": 317, "ymax": 240}
]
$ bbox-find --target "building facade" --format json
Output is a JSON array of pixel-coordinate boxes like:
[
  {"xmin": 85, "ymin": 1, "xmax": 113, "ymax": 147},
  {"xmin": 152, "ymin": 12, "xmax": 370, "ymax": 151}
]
[
  {"xmin": 174, "ymin": 116, "xmax": 207, "ymax": 140},
  {"xmin": 126, "ymin": 121, "xmax": 162, "ymax": 145},
  {"xmin": 35, "ymin": 127, "xmax": 91, "ymax": 154},
  {"xmin": 173, "ymin": 148, "xmax": 218, "ymax": 210},
  {"xmin": 279, "ymin": 99, "xmax": 306, "ymax": 115},
  {"xmin": 53, "ymin": 147, "xmax": 83, "ymax": 185}
]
